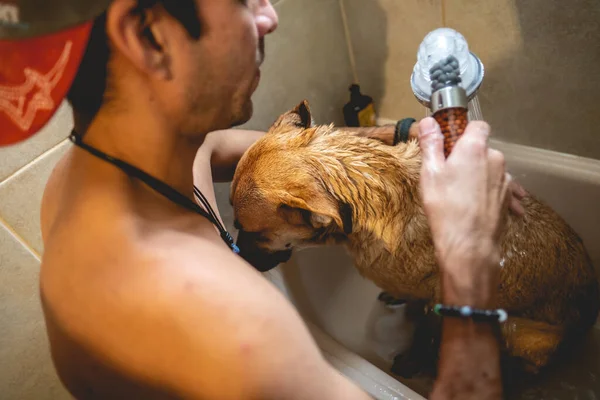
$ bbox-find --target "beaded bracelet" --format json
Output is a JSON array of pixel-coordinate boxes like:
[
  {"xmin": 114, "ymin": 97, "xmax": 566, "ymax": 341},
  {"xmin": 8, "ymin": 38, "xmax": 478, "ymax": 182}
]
[
  {"xmin": 433, "ymin": 304, "xmax": 508, "ymax": 323},
  {"xmin": 394, "ymin": 118, "xmax": 416, "ymax": 145}
]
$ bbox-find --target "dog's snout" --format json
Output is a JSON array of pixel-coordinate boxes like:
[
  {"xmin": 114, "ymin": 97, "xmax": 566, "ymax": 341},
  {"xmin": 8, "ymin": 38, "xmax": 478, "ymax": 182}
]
[{"xmin": 236, "ymin": 230, "xmax": 292, "ymax": 272}]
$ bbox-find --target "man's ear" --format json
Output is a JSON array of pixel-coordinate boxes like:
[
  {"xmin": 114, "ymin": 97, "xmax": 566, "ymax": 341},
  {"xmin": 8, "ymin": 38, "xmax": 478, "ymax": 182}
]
[
  {"xmin": 105, "ymin": 0, "xmax": 171, "ymax": 79},
  {"xmin": 277, "ymin": 192, "xmax": 353, "ymax": 235},
  {"xmin": 270, "ymin": 100, "xmax": 313, "ymax": 132}
]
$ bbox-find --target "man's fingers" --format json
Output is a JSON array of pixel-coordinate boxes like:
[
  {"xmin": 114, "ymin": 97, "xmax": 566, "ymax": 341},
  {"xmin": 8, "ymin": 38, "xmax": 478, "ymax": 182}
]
[
  {"xmin": 418, "ymin": 117, "xmax": 445, "ymax": 175},
  {"xmin": 510, "ymin": 196, "xmax": 525, "ymax": 217},
  {"xmin": 450, "ymin": 121, "xmax": 490, "ymax": 163},
  {"xmin": 487, "ymin": 149, "xmax": 506, "ymax": 190},
  {"xmin": 507, "ymin": 175, "xmax": 526, "ymax": 217},
  {"xmin": 502, "ymin": 173, "xmax": 513, "ymax": 208},
  {"xmin": 510, "ymin": 179, "xmax": 527, "ymax": 200}
]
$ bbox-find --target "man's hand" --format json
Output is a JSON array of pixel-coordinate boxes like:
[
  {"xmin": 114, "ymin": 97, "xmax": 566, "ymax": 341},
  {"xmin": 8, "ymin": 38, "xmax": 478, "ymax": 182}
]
[
  {"xmin": 418, "ymin": 117, "xmax": 511, "ymax": 308},
  {"xmin": 419, "ymin": 117, "xmax": 505, "ymax": 400},
  {"xmin": 508, "ymin": 178, "xmax": 526, "ymax": 216}
]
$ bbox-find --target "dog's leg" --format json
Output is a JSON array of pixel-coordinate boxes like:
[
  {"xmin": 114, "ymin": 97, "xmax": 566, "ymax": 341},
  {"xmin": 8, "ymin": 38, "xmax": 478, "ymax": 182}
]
[
  {"xmin": 500, "ymin": 316, "xmax": 565, "ymax": 374},
  {"xmin": 389, "ymin": 300, "xmax": 437, "ymax": 378}
]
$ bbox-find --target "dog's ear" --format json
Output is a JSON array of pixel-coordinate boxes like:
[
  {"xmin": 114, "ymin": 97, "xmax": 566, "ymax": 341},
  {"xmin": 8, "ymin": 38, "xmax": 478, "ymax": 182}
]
[
  {"xmin": 278, "ymin": 192, "xmax": 353, "ymax": 235},
  {"xmin": 292, "ymin": 100, "xmax": 313, "ymax": 129},
  {"xmin": 270, "ymin": 100, "xmax": 313, "ymax": 131}
]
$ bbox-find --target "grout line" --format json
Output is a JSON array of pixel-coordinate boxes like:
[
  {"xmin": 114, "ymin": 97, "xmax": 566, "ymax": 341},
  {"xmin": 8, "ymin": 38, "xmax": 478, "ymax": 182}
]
[
  {"xmin": 338, "ymin": 0, "xmax": 360, "ymax": 84},
  {"xmin": 0, "ymin": 138, "xmax": 69, "ymax": 188},
  {"xmin": 0, "ymin": 216, "xmax": 41, "ymax": 261}
]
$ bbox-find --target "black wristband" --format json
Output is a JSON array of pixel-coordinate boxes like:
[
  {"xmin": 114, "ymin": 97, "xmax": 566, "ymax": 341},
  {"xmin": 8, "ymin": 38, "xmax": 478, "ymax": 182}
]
[
  {"xmin": 394, "ymin": 118, "xmax": 416, "ymax": 145},
  {"xmin": 433, "ymin": 304, "xmax": 508, "ymax": 323}
]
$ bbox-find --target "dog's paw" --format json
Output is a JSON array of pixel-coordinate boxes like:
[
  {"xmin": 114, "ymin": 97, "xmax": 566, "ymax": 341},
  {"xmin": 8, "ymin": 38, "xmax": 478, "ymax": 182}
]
[
  {"xmin": 390, "ymin": 352, "xmax": 423, "ymax": 379},
  {"xmin": 377, "ymin": 292, "xmax": 407, "ymax": 307}
]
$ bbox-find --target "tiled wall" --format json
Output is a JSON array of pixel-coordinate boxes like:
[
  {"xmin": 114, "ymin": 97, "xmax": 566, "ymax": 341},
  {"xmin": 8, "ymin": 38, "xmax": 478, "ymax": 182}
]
[
  {"xmin": 0, "ymin": 0, "xmax": 355, "ymax": 397},
  {"xmin": 0, "ymin": 105, "xmax": 72, "ymax": 399},
  {"xmin": 342, "ymin": 0, "xmax": 600, "ymax": 160}
]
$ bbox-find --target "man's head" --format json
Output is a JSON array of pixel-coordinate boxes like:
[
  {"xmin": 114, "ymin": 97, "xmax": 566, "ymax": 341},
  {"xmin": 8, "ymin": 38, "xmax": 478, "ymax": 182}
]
[{"xmin": 0, "ymin": 0, "xmax": 278, "ymax": 144}]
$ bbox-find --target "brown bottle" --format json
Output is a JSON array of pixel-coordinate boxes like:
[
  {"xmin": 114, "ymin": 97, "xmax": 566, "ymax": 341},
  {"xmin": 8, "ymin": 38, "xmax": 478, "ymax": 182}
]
[{"xmin": 429, "ymin": 56, "xmax": 469, "ymax": 158}]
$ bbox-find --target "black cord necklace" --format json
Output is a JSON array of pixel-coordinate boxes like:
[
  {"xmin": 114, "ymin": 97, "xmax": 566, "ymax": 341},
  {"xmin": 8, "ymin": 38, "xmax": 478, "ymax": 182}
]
[{"xmin": 69, "ymin": 131, "xmax": 239, "ymax": 254}]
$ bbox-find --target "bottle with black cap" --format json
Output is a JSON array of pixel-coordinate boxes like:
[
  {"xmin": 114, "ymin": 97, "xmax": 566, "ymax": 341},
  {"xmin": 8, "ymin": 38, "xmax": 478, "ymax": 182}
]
[{"xmin": 343, "ymin": 84, "xmax": 377, "ymax": 127}]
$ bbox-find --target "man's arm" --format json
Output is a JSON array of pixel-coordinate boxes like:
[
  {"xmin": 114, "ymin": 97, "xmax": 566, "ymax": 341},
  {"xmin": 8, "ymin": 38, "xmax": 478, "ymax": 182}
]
[
  {"xmin": 430, "ymin": 258, "xmax": 503, "ymax": 400},
  {"xmin": 418, "ymin": 117, "xmax": 507, "ymax": 400},
  {"xmin": 431, "ymin": 319, "xmax": 502, "ymax": 400},
  {"xmin": 341, "ymin": 123, "xmax": 420, "ymax": 146},
  {"xmin": 202, "ymin": 129, "xmax": 267, "ymax": 182},
  {"xmin": 203, "ymin": 123, "xmax": 420, "ymax": 182}
]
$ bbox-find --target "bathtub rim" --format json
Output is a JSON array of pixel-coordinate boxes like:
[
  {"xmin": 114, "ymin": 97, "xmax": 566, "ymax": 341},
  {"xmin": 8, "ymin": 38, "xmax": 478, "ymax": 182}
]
[
  {"xmin": 377, "ymin": 117, "xmax": 600, "ymax": 185},
  {"xmin": 263, "ymin": 268, "xmax": 426, "ymax": 400}
]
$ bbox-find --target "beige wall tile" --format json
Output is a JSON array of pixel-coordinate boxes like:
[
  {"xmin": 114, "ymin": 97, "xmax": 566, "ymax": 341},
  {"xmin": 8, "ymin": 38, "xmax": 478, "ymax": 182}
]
[
  {"xmin": 445, "ymin": 0, "xmax": 600, "ymax": 159},
  {"xmin": 0, "ymin": 140, "xmax": 71, "ymax": 255},
  {"xmin": 342, "ymin": 0, "xmax": 442, "ymax": 120},
  {"xmin": 0, "ymin": 101, "xmax": 73, "ymax": 183},
  {"xmin": 241, "ymin": 0, "xmax": 355, "ymax": 131},
  {"xmin": 0, "ymin": 222, "xmax": 71, "ymax": 399}
]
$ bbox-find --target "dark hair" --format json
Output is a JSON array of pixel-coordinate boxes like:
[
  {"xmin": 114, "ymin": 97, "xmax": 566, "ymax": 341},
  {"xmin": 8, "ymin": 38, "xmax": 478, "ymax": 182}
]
[{"xmin": 66, "ymin": 0, "xmax": 202, "ymax": 118}]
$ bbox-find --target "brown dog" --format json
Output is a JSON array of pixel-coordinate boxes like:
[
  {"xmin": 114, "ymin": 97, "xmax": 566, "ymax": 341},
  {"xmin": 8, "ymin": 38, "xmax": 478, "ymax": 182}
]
[{"xmin": 231, "ymin": 100, "xmax": 599, "ymax": 376}]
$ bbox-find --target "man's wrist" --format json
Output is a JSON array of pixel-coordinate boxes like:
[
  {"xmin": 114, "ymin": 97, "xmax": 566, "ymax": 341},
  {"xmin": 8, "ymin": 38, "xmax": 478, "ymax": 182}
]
[
  {"xmin": 440, "ymin": 254, "xmax": 499, "ymax": 309},
  {"xmin": 393, "ymin": 119, "xmax": 418, "ymax": 145},
  {"xmin": 408, "ymin": 122, "xmax": 420, "ymax": 141},
  {"xmin": 432, "ymin": 317, "xmax": 503, "ymax": 400},
  {"xmin": 344, "ymin": 121, "xmax": 419, "ymax": 146}
]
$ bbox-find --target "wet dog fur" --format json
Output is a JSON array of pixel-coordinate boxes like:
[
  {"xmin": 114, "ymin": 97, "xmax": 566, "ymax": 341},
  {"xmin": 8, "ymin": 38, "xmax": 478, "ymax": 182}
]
[{"xmin": 230, "ymin": 101, "xmax": 600, "ymax": 380}]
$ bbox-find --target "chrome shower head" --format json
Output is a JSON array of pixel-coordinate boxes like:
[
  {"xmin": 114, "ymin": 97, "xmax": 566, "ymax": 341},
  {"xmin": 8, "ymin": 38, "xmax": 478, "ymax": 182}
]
[{"xmin": 410, "ymin": 28, "xmax": 485, "ymax": 108}]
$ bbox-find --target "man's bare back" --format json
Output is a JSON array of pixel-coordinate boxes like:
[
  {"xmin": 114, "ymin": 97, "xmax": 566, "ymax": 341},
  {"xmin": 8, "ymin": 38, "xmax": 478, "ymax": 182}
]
[{"xmin": 39, "ymin": 140, "xmax": 370, "ymax": 399}]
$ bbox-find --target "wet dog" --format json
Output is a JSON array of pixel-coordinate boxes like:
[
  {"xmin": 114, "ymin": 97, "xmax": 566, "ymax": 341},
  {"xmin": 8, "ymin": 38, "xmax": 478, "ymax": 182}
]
[{"xmin": 231, "ymin": 100, "xmax": 599, "ymax": 377}]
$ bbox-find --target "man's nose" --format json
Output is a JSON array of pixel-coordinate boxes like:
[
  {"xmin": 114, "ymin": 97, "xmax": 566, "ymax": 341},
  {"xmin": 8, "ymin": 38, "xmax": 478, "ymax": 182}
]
[{"xmin": 256, "ymin": 1, "xmax": 279, "ymax": 36}]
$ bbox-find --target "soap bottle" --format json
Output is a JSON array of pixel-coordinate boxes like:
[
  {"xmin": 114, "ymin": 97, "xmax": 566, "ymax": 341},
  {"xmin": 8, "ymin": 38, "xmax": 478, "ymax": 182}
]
[{"xmin": 343, "ymin": 84, "xmax": 377, "ymax": 127}]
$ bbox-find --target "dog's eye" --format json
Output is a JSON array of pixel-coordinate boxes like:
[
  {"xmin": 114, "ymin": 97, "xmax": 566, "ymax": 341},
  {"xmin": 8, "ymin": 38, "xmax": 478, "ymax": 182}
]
[
  {"xmin": 243, "ymin": 230, "xmax": 270, "ymax": 243},
  {"xmin": 234, "ymin": 220, "xmax": 242, "ymax": 230}
]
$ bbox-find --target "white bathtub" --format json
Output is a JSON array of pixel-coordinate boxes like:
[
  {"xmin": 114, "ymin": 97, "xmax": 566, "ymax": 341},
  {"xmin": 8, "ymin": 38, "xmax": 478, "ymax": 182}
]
[{"xmin": 260, "ymin": 136, "xmax": 600, "ymax": 399}]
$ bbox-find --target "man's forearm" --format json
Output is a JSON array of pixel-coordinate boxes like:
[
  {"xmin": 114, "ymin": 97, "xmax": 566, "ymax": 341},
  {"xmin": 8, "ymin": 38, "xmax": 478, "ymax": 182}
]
[
  {"xmin": 431, "ymin": 319, "xmax": 502, "ymax": 400},
  {"xmin": 431, "ymin": 266, "xmax": 503, "ymax": 400},
  {"xmin": 341, "ymin": 123, "xmax": 420, "ymax": 146},
  {"xmin": 207, "ymin": 122, "xmax": 420, "ymax": 182},
  {"xmin": 205, "ymin": 129, "xmax": 266, "ymax": 182}
]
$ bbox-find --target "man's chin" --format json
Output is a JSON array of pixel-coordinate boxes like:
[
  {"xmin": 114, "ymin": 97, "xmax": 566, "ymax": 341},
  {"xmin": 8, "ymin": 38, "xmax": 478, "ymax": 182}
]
[{"xmin": 230, "ymin": 100, "xmax": 254, "ymax": 128}]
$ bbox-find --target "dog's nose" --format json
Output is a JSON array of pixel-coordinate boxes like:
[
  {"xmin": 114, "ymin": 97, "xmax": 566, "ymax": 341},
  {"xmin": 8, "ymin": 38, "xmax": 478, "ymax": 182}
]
[
  {"xmin": 236, "ymin": 231, "xmax": 292, "ymax": 272},
  {"xmin": 240, "ymin": 248, "xmax": 293, "ymax": 272}
]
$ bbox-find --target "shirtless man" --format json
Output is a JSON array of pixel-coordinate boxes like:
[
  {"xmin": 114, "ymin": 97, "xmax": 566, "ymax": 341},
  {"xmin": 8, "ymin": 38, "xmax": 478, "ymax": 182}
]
[{"xmin": 0, "ymin": 1, "xmax": 519, "ymax": 398}]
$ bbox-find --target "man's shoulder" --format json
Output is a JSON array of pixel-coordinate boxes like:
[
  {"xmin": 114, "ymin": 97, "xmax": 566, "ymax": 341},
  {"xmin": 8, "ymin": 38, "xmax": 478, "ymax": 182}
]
[
  {"xmin": 42, "ymin": 225, "xmax": 292, "ymax": 398},
  {"xmin": 42, "ymin": 214, "xmax": 257, "ymax": 323},
  {"xmin": 131, "ymin": 229, "xmax": 258, "ymax": 294}
]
